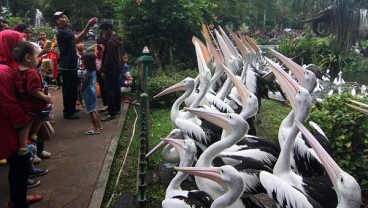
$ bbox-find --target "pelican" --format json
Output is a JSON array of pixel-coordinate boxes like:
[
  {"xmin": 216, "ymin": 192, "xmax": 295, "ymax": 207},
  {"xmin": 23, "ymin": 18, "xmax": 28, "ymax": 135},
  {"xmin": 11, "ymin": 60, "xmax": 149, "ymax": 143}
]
[
  {"xmin": 185, "ymin": 107, "xmax": 249, "ymax": 199},
  {"xmin": 333, "ymin": 71, "xmax": 345, "ymax": 94},
  {"xmin": 154, "ymin": 77, "xmax": 196, "ymax": 125},
  {"xmin": 296, "ymin": 121, "xmax": 362, "ymax": 208},
  {"xmin": 146, "ymin": 129, "xmax": 184, "ymax": 167},
  {"xmin": 175, "ymin": 165, "xmax": 246, "ymax": 208},
  {"xmin": 269, "ymin": 49, "xmax": 332, "ymax": 177},
  {"xmin": 162, "ymin": 138, "xmax": 214, "ymax": 208},
  {"xmin": 265, "ymin": 58, "xmax": 337, "ymax": 207}
]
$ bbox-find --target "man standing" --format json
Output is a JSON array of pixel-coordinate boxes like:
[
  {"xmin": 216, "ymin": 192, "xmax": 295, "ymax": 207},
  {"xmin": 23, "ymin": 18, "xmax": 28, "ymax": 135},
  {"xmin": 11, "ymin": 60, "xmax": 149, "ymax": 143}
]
[
  {"xmin": 53, "ymin": 11, "xmax": 97, "ymax": 119},
  {"xmin": 99, "ymin": 22, "xmax": 124, "ymax": 121}
]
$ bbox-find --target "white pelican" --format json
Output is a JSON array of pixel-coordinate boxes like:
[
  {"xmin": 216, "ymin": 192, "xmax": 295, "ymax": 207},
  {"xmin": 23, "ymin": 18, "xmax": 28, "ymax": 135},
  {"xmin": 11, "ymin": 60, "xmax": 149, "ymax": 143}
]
[
  {"xmin": 265, "ymin": 58, "xmax": 338, "ymax": 207},
  {"xmin": 185, "ymin": 108, "xmax": 249, "ymax": 199},
  {"xmin": 146, "ymin": 129, "xmax": 184, "ymax": 166},
  {"xmin": 269, "ymin": 50, "xmax": 332, "ymax": 177},
  {"xmin": 296, "ymin": 121, "xmax": 362, "ymax": 208},
  {"xmin": 175, "ymin": 165, "xmax": 246, "ymax": 208},
  {"xmin": 162, "ymin": 138, "xmax": 214, "ymax": 208}
]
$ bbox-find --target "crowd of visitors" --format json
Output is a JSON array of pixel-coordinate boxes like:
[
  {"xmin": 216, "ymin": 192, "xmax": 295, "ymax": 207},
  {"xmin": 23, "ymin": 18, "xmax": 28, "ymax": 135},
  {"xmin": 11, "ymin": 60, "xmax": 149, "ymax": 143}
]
[{"xmin": 0, "ymin": 9, "xmax": 130, "ymax": 207}]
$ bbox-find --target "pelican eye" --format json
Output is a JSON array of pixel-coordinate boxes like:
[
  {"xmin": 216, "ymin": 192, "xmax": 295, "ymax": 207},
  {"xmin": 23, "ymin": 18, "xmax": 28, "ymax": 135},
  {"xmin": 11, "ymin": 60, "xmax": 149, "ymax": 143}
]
[
  {"xmin": 297, "ymin": 90, "xmax": 301, "ymax": 94},
  {"xmin": 340, "ymin": 177, "xmax": 344, "ymax": 183}
]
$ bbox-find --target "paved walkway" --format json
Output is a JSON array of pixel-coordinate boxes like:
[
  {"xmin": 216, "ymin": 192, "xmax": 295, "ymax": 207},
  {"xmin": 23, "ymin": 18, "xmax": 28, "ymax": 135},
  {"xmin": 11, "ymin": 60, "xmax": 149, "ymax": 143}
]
[{"xmin": 0, "ymin": 88, "xmax": 128, "ymax": 208}]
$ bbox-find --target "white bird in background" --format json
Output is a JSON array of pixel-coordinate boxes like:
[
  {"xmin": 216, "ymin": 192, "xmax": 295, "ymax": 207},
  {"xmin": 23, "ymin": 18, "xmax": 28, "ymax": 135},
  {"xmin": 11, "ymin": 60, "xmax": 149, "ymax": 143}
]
[
  {"xmin": 322, "ymin": 69, "xmax": 331, "ymax": 82},
  {"xmin": 333, "ymin": 71, "xmax": 345, "ymax": 94}
]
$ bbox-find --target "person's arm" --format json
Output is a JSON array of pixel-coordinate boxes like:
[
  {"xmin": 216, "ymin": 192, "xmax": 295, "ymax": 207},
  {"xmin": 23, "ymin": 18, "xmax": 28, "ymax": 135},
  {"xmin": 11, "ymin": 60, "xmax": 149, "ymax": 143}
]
[
  {"xmin": 30, "ymin": 91, "xmax": 52, "ymax": 103},
  {"xmin": 75, "ymin": 17, "xmax": 98, "ymax": 43}
]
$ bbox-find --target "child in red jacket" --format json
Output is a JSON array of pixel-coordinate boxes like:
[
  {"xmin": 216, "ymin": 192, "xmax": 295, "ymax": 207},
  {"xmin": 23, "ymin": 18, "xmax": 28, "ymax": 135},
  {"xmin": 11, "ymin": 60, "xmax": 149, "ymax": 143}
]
[{"xmin": 12, "ymin": 41, "xmax": 52, "ymax": 155}]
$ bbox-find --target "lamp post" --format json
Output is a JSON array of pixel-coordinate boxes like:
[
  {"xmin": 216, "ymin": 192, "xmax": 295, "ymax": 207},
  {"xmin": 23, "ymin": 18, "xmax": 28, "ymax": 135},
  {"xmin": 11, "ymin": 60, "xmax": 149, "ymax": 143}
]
[{"xmin": 138, "ymin": 46, "xmax": 154, "ymax": 93}]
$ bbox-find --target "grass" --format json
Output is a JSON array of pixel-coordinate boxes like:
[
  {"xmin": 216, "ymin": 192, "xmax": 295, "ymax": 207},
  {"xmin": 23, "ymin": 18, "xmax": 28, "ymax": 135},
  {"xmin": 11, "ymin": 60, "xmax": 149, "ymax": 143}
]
[{"xmin": 102, "ymin": 97, "xmax": 290, "ymax": 207}]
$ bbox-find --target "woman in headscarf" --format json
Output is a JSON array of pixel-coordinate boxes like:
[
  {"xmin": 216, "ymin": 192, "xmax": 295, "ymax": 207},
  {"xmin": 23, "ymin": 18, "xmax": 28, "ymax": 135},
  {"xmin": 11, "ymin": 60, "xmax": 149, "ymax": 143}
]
[{"xmin": 0, "ymin": 30, "xmax": 42, "ymax": 208}]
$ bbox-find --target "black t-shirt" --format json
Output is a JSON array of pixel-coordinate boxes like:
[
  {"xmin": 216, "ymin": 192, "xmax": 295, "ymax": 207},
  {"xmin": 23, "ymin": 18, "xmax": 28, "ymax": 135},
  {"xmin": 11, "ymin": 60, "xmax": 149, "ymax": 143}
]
[{"xmin": 56, "ymin": 27, "xmax": 78, "ymax": 70}]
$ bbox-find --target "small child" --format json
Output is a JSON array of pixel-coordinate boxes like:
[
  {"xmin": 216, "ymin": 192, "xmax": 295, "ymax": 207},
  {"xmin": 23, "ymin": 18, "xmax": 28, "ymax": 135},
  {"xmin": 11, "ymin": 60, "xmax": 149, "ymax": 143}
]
[
  {"xmin": 80, "ymin": 52, "xmax": 102, "ymax": 135},
  {"xmin": 12, "ymin": 41, "xmax": 52, "ymax": 155},
  {"xmin": 40, "ymin": 59, "xmax": 54, "ymax": 85},
  {"xmin": 120, "ymin": 54, "xmax": 133, "ymax": 103}
]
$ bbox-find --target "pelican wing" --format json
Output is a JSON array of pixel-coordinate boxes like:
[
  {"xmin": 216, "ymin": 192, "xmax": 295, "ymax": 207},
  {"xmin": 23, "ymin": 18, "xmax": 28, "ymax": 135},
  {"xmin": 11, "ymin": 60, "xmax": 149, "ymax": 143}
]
[{"xmin": 260, "ymin": 172, "xmax": 322, "ymax": 208}]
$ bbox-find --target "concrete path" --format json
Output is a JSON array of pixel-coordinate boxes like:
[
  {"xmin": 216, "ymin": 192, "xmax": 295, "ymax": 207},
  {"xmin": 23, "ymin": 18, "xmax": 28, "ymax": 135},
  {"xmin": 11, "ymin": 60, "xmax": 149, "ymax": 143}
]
[{"xmin": 0, "ymin": 88, "xmax": 127, "ymax": 208}]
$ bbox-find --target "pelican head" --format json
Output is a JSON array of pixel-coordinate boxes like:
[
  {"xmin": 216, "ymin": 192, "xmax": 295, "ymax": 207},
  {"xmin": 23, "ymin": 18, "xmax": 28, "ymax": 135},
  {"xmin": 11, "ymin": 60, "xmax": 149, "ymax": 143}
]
[
  {"xmin": 163, "ymin": 138, "xmax": 197, "ymax": 162},
  {"xmin": 146, "ymin": 129, "xmax": 184, "ymax": 158},
  {"xmin": 185, "ymin": 107, "xmax": 248, "ymax": 136},
  {"xmin": 296, "ymin": 121, "xmax": 362, "ymax": 207},
  {"xmin": 174, "ymin": 165, "xmax": 245, "ymax": 207},
  {"xmin": 154, "ymin": 77, "xmax": 195, "ymax": 98},
  {"xmin": 269, "ymin": 48, "xmax": 317, "ymax": 92}
]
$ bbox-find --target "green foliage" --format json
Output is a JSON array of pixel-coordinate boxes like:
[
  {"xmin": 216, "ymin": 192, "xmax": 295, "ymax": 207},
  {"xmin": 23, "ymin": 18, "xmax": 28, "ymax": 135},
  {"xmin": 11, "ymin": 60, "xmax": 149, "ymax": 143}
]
[
  {"xmin": 6, "ymin": 16, "xmax": 23, "ymax": 28},
  {"xmin": 31, "ymin": 26, "xmax": 55, "ymax": 41},
  {"xmin": 277, "ymin": 37, "xmax": 368, "ymax": 73},
  {"xmin": 117, "ymin": 0, "xmax": 214, "ymax": 70},
  {"xmin": 308, "ymin": 92, "xmax": 368, "ymax": 194}
]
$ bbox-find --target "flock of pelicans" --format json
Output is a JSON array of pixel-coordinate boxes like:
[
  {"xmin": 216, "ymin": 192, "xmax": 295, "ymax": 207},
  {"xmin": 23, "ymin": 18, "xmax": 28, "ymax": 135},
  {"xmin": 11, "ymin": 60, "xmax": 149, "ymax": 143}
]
[{"xmin": 146, "ymin": 25, "xmax": 366, "ymax": 208}]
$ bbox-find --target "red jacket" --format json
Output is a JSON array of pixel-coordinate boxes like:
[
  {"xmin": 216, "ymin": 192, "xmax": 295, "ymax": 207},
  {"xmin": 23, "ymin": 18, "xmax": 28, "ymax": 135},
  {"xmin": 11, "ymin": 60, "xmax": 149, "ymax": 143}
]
[{"xmin": 0, "ymin": 30, "xmax": 32, "ymax": 159}]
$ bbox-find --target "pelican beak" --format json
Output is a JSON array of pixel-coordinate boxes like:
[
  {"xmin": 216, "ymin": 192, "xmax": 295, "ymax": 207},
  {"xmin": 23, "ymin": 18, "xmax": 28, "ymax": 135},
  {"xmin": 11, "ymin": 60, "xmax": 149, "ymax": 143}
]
[
  {"xmin": 215, "ymin": 29, "xmax": 232, "ymax": 67},
  {"xmin": 146, "ymin": 137, "xmax": 185, "ymax": 159},
  {"xmin": 295, "ymin": 120, "xmax": 342, "ymax": 188},
  {"xmin": 154, "ymin": 81, "xmax": 187, "ymax": 98},
  {"xmin": 162, "ymin": 138, "xmax": 185, "ymax": 159},
  {"xmin": 265, "ymin": 57, "xmax": 298, "ymax": 111},
  {"xmin": 174, "ymin": 166, "xmax": 226, "ymax": 188},
  {"xmin": 146, "ymin": 140, "xmax": 167, "ymax": 158},
  {"xmin": 269, "ymin": 48, "xmax": 306, "ymax": 87},
  {"xmin": 346, "ymin": 99, "xmax": 368, "ymax": 116},
  {"xmin": 245, "ymin": 36, "xmax": 260, "ymax": 54},
  {"xmin": 185, "ymin": 107, "xmax": 231, "ymax": 132},
  {"xmin": 229, "ymin": 30, "xmax": 248, "ymax": 63},
  {"xmin": 192, "ymin": 36, "xmax": 211, "ymax": 67},
  {"xmin": 222, "ymin": 63, "xmax": 250, "ymax": 107}
]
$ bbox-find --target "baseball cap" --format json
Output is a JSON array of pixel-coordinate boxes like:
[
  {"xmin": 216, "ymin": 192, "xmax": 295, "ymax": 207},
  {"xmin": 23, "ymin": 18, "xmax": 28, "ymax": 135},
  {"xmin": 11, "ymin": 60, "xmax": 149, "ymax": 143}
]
[{"xmin": 53, "ymin": 11, "xmax": 68, "ymax": 23}]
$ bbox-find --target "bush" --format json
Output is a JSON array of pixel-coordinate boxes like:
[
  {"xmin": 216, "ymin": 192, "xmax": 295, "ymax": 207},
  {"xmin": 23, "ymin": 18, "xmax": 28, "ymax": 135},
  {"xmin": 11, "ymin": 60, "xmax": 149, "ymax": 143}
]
[
  {"xmin": 31, "ymin": 26, "xmax": 55, "ymax": 42},
  {"xmin": 308, "ymin": 92, "xmax": 368, "ymax": 194},
  {"xmin": 277, "ymin": 37, "xmax": 368, "ymax": 73}
]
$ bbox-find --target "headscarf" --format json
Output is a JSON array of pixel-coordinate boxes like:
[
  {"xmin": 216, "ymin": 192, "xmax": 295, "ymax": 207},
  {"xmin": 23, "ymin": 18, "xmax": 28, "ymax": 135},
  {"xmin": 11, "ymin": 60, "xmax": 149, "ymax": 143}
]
[{"xmin": 0, "ymin": 30, "xmax": 25, "ymax": 69}]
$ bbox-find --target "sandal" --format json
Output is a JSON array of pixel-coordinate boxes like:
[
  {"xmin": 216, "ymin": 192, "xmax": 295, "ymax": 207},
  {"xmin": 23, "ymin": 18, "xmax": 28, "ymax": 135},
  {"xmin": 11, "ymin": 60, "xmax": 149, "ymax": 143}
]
[
  {"xmin": 85, "ymin": 129, "xmax": 101, "ymax": 135},
  {"xmin": 27, "ymin": 194, "xmax": 43, "ymax": 204},
  {"xmin": 88, "ymin": 127, "xmax": 103, "ymax": 131}
]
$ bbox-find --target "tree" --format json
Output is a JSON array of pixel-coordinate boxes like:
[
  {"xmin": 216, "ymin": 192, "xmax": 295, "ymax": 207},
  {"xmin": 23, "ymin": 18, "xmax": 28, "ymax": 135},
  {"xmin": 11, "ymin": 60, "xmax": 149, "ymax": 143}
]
[
  {"xmin": 292, "ymin": 0, "xmax": 368, "ymax": 52},
  {"xmin": 114, "ymin": 0, "xmax": 214, "ymax": 70}
]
